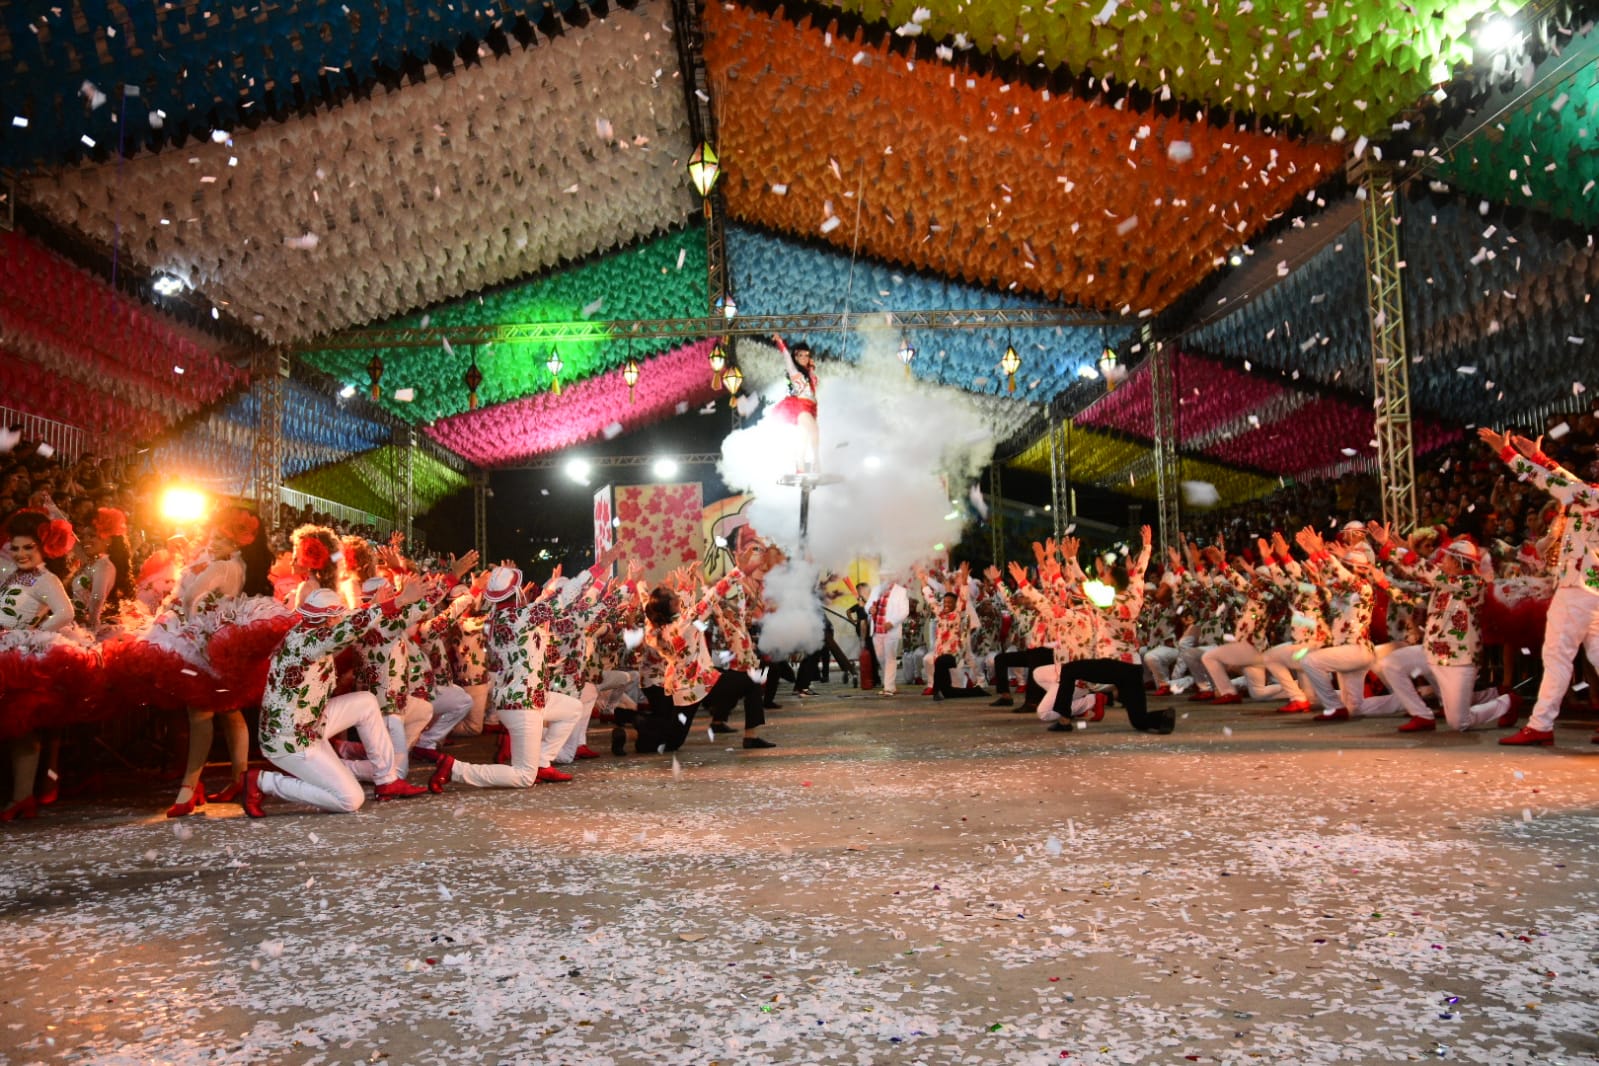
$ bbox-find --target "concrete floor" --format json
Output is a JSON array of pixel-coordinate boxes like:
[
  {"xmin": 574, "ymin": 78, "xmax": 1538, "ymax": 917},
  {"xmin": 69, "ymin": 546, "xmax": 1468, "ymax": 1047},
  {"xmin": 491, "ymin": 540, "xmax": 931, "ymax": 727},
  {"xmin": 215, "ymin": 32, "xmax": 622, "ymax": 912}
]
[{"xmin": 3, "ymin": 687, "xmax": 1599, "ymax": 1065}]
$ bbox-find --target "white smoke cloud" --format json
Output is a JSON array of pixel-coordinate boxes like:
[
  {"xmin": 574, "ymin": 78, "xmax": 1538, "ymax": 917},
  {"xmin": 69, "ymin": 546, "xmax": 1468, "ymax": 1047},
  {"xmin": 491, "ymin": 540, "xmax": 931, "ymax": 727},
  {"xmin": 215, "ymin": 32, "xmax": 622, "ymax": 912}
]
[
  {"xmin": 718, "ymin": 323, "xmax": 998, "ymax": 579},
  {"xmin": 755, "ymin": 559, "xmax": 824, "ymax": 657}
]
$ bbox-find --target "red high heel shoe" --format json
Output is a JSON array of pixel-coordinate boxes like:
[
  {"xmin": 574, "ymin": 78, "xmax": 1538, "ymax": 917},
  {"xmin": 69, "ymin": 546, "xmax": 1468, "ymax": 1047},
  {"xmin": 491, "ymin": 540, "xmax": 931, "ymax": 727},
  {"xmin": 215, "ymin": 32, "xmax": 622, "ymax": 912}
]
[
  {"xmin": 207, "ymin": 777, "xmax": 245, "ymax": 803},
  {"xmin": 1, "ymin": 795, "xmax": 39, "ymax": 822},
  {"xmin": 165, "ymin": 783, "xmax": 207, "ymax": 818}
]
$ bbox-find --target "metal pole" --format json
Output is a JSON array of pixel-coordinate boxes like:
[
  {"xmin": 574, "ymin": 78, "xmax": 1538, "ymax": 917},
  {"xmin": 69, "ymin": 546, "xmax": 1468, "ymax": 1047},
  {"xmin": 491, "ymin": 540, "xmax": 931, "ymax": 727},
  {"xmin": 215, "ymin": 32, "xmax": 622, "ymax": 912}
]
[
  {"xmin": 473, "ymin": 470, "xmax": 489, "ymax": 562},
  {"xmin": 988, "ymin": 461, "xmax": 1004, "ymax": 569},
  {"xmin": 251, "ymin": 349, "xmax": 286, "ymax": 529},
  {"xmin": 1354, "ymin": 159, "xmax": 1418, "ymax": 535},
  {"xmin": 1150, "ymin": 337, "xmax": 1181, "ymax": 551}
]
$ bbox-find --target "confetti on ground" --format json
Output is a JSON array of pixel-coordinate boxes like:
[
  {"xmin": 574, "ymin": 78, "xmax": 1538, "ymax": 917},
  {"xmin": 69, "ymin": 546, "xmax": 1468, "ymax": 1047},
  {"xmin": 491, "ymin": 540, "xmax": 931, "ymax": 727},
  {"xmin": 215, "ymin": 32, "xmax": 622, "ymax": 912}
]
[{"xmin": 4, "ymin": 694, "xmax": 1598, "ymax": 1066}]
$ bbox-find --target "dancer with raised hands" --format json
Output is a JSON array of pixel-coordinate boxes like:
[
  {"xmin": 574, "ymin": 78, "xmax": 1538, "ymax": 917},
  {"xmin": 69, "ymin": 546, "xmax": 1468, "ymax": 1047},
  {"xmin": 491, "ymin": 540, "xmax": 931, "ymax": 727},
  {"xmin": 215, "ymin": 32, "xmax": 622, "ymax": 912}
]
[
  {"xmin": 769, "ymin": 333, "xmax": 821, "ymax": 475},
  {"xmin": 242, "ymin": 576, "xmax": 435, "ymax": 817},
  {"xmin": 1481, "ymin": 426, "xmax": 1599, "ymax": 746}
]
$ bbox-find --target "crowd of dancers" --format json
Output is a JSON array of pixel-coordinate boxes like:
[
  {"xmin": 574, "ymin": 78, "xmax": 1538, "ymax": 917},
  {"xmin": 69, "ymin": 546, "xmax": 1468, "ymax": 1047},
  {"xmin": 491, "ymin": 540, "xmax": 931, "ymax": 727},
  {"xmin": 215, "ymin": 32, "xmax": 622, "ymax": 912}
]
[{"xmin": 2, "ymin": 424, "xmax": 1597, "ymax": 822}]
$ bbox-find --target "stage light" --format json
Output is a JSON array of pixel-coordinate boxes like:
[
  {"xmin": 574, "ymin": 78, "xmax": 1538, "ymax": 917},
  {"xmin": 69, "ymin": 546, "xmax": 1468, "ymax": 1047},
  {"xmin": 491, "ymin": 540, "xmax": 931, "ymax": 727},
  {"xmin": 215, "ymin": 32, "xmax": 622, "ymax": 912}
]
[
  {"xmin": 160, "ymin": 486, "xmax": 209, "ymax": 525},
  {"xmin": 652, "ymin": 457, "xmax": 679, "ymax": 479},
  {"xmin": 339, "ymin": 384, "xmax": 356, "ymax": 399},
  {"xmin": 153, "ymin": 274, "xmax": 185, "ymax": 296},
  {"xmin": 863, "ymin": 455, "xmax": 882, "ymax": 470},
  {"xmin": 1476, "ymin": 17, "xmax": 1518, "ymax": 54},
  {"xmin": 1083, "ymin": 579, "xmax": 1116, "ymax": 608},
  {"xmin": 564, "ymin": 458, "xmax": 592, "ymax": 484}
]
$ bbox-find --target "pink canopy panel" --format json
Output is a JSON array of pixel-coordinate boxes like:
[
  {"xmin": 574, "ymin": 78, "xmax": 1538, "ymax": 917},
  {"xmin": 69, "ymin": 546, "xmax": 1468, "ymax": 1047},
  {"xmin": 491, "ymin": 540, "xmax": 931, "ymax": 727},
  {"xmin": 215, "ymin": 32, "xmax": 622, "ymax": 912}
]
[
  {"xmin": 424, "ymin": 339, "xmax": 720, "ymax": 467},
  {"xmin": 0, "ymin": 229, "xmax": 242, "ymax": 442}
]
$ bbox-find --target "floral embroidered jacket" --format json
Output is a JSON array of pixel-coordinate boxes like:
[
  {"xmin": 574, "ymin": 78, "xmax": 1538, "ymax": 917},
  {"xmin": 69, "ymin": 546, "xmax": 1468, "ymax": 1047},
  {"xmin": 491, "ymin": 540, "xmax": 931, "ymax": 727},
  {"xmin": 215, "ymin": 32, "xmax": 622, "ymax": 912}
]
[
  {"xmin": 1380, "ymin": 543, "xmax": 1486, "ymax": 667},
  {"xmin": 647, "ymin": 569, "xmax": 742, "ymax": 706},
  {"xmin": 1501, "ymin": 446, "xmax": 1599, "ymax": 594},
  {"xmin": 259, "ymin": 599, "xmax": 427, "ymax": 757}
]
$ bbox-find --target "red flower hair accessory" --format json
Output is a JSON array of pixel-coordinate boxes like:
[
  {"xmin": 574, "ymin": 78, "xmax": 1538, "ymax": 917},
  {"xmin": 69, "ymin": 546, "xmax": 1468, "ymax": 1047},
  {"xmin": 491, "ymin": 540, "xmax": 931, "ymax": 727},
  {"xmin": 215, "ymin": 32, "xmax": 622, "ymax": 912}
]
[
  {"xmin": 295, "ymin": 536, "xmax": 331, "ymax": 571},
  {"xmin": 215, "ymin": 507, "xmax": 260, "ymax": 547},
  {"xmin": 40, "ymin": 518, "xmax": 77, "ymax": 559},
  {"xmin": 93, "ymin": 507, "xmax": 128, "ymax": 540}
]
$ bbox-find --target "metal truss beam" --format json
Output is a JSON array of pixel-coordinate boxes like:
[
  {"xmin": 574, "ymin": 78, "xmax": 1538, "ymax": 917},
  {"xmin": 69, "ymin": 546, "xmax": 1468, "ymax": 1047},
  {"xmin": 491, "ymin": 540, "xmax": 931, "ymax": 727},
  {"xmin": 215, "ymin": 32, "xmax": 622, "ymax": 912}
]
[
  {"xmin": 250, "ymin": 349, "xmax": 287, "ymax": 527},
  {"xmin": 669, "ymin": 0, "xmax": 729, "ymax": 317},
  {"xmin": 1354, "ymin": 160, "xmax": 1418, "ymax": 535},
  {"xmin": 298, "ymin": 309, "xmax": 1129, "ymax": 352},
  {"xmin": 499, "ymin": 452, "xmax": 724, "ymax": 471},
  {"xmin": 1149, "ymin": 336, "xmax": 1181, "ymax": 550}
]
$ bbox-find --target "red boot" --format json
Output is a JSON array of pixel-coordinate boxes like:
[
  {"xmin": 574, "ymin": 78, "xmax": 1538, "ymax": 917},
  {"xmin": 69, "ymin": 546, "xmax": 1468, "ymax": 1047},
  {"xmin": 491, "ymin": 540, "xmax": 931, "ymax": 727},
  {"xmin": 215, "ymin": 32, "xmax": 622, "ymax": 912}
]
[
  {"xmin": 1210, "ymin": 693, "xmax": 1243, "ymax": 706},
  {"xmin": 374, "ymin": 778, "xmax": 429, "ymax": 800},
  {"xmin": 1499, "ymin": 726, "xmax": 1554, "ymax": 747},
  {"xmin": 573, "ymin": 745, "xmax": 601, "ymax": 759},
  {"xmin": 429, "ymin": 755, "xmax": 455, "ymax": 794},
  {"xmin": 536, "ymin": 766, "xmax": 573, "ymax": 783},
  {"xmin": 1087, "ymin": 693, "xmax": 1107, "ymax": 722},
  {"xmin": 1397, "ymin": 715, "xmax": 1436, "ymax": 732},
  {"xmin": 241, "ymin": 768, "xmax": 266, "ymax": 819}
]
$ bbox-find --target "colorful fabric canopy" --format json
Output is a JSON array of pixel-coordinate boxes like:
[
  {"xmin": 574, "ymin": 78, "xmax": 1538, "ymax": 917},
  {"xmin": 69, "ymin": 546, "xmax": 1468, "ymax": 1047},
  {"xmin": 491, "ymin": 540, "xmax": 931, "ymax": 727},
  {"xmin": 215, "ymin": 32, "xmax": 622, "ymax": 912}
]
[
  {"xmin": 288, "ymin": 445, "xmax": 471, "ymax": 519},
  {"xmin": 816, "ymin": 0, "xmax": 1520, "ymax": 139},
  {"xmin": 1008, "ymin": 421, "xmax": 1281, "ymax": 505},
  {"xmin": 702, "ymin": 2, "xmax": 1343, "ymax": 315},
  {"xmin": 728, "ymin": 226, "xmax": 1134, "ymax": 399},
  {"xmin": 23, "ymin": 0, "xmax": 696, "ymax": 345},
  {"xmin": 0, "ymin": 0, "xmax": 613, "ymax": 169},
  {"xmin": 425, "ymin": 339, "xmax": 721, "ymax": 467},
  {"xmin": 1186, "ymin": 193, "xmax": 1599, "ymax": 425},
  {"xmin": 0, "ymin": 229, "xmax": 242, "ymax": 445},
  {"xmin": 299, "ymin": 228, "xmax": 709, "ymax": 424}
]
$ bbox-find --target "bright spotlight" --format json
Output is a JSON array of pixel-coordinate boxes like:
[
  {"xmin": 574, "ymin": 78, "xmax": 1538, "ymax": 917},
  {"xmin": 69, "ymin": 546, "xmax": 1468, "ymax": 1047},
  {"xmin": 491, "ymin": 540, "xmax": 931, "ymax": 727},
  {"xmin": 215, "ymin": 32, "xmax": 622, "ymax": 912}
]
[
  {"xmin": 339, "ymin": 384, "xmax": 356, "ymax": 399},
  {"xmin": 1228, "ymin": 253, "xmax": 1244, "ymax": 267},
  {"xmin": 1475, "ymin": 17, "xmax": 1518, "ymax": 54},
  {"xmin": 1078, "ymin": 364, "xmax": 1099, "ymax": 379},
  {"xmin": 153, "ymin": 274, "xmax": 185, "ymax": 296},
  {"xmin": 160, "ymin": 486, "xmax": 209, "ymax": 525},
  {"xmin": 652, "ymin": 457, "xmax": 680, "ymax": 479},
  {"xmin": 564, "ymin": 458, "xmax": 592, "ymax": 483},
  {"xmin": 1082, "ymin": 579, "xmax": 1116, "ymax": 608},
  {"xmin": 863, "ymin": 455, "xmax": 882, "ymax": 470}
]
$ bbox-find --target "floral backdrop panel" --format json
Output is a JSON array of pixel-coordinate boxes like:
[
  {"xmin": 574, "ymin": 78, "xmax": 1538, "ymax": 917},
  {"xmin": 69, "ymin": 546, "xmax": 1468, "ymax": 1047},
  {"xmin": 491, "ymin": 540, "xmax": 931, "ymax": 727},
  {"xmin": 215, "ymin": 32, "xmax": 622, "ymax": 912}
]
[{"xmin": 615, "ymin": 483, "xmax": 704, "ymax": 586}]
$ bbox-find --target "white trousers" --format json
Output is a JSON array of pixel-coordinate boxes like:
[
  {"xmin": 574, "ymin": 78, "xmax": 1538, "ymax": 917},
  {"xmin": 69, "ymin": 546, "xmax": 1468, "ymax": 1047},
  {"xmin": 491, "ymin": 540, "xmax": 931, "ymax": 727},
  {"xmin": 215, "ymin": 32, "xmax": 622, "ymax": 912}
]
[
  {"xmin": 537, "ymin": 691, "xmax": 585, "ymax": 766},
  {"xmin": 1367, "ymin": 645, "xmax": 1509, "ymax": 730},
  {"xmin": 596, "ymin": 670, "xmax": 639, "ymax": 713},
  {"xmin": 1180, "ymin": 639, "xmax": 1215, "ymax": 692},
  {"xmin": 1143, "ymin": 645, "xmax": 1179, "ymax": 686},
  {"xmin": 449, "ymin": 683, "xmax": 491, "ymax": 737},
  {"xmin": 1529, "ymin": 588, "xmax": 1599, "ymax": 731},
  {"xmin": 556, "ymin": 684, "xmax": 598, "ymax": 763},
  {"xmin": 419, "ymin": 685, "xmax": 473, "ymax": 751},
  {"xmin": 874, "ymin": 631, "xmax": 902, "ymax": 693},
  {"xmin": 1303, "ymin": 644, "xmax": 1375, "ymax": 712},
  {"xmin": 451, "ymin": 705, "xmax": 544, "ymax": 789},
  {"xmin": 382, "ymin": 700, "xmax": 434, "ymax": 778},
  {"xmin": 1263, "ymin": 642, "xmax": 1315, "ymax": 703},
  {"xmin": 1201, "ymin": 642, "xmax": 1283, "ymax": 699},
  {"xmin": 902, "ymin": 646, "xmax": 925, "ymax": 683},
  {"xmin": 1032, "ymin": 665, "xmax": 1099, "ymax": 722},
  {"xmin": 258, "ymin": 692, "xmax": 396, "ymax": 812}
]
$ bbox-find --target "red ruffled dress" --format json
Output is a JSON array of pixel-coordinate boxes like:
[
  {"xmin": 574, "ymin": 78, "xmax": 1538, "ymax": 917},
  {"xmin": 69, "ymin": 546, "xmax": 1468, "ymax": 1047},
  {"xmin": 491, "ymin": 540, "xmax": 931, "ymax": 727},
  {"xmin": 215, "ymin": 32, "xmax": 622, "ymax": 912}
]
[
  {"xmin": 770, "ymin": 365, "xmax": 818, "ymax": 425},
  {"xmin": 107, "ymin": 558, "xmax": 293, "ymax": 713},
  {"xmin": 0, "ymin": 567, "xmax": 101, "ymax": 740}
]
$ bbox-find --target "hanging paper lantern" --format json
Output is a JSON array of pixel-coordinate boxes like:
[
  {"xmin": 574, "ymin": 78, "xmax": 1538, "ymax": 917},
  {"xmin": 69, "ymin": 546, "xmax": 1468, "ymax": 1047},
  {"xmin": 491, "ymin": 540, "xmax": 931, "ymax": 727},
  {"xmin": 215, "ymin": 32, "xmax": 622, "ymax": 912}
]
[
  {"xmin": 715, "ymin": 291, "xmax": 738, "ymax": 321},
  {"xmin": 623, "ymin": 357, "xmax": 641, "ymax": 403},
  {"xmin": 464, "ymin": 358, "xmax": 484, "ymax": 411},
  {"xmin": 687, "ymin": 142, "xmax": 721, "ymax": 198},
  {"xmin": 366, "ymin": 354, "xmax": 385, "ymax": 402},
  {"xmin": 1098, "ymin": 346, "xmax": 1121, "ymax": 391},
  {"xmin": 1000, "ymin": 342, "xmax": 1020, "ymax": 394},
  {"xmin": 547, "ymin": 348, "xmax": 564, "ymax": 396},
  {"xmin": 709, "ymin": 342, "xmax": 728, "ymax": 388},
  {"xmin": 897, "ymin": 335, "xmax": 917, "ymax": 378},
  {"xmin": 721, "ymin": 364, "xmax": 744, "ymax": 395}
]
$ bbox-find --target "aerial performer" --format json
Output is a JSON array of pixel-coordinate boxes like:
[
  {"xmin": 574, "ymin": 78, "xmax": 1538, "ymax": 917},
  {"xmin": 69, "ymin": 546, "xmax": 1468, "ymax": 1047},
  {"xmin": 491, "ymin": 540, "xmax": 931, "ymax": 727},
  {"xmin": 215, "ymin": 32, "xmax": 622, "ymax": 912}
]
[{"xmin": 769, "ymin": 334, "xmax": 820, "ymax": 475}]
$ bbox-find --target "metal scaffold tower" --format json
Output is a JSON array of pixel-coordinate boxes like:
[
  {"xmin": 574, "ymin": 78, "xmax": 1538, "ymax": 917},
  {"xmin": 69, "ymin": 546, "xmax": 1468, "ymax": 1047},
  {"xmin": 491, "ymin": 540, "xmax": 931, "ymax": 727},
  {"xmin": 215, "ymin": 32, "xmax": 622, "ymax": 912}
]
[
  {"xmin": 1353, "ymin": 158, "xmax": 1418, "ymax": 534},
  {"xmin": 472, "ymin": 470, "xmax": 490, "ymax": 562},
  {"xmin": 394, "ymin": 426, "xmax": 415, "ymax": 545},
  {"xmin": 1149, "ymin": 336, "xmax": 1181, "ymax": 550},
  {"xmin": 250, "ymin": 349, "xmax": 287, "ymax": 526},
  {"xmin": 988, "ymin": 461, "xmax": 1004, "ymax": 568},
  {"xmin": 1046, "ymin": 405, "xmax": 1065, "ymax": 541}
]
